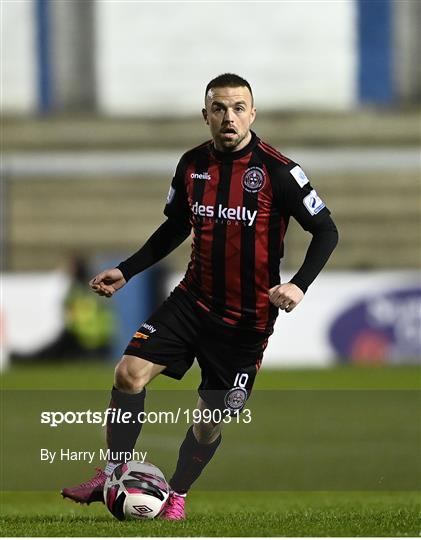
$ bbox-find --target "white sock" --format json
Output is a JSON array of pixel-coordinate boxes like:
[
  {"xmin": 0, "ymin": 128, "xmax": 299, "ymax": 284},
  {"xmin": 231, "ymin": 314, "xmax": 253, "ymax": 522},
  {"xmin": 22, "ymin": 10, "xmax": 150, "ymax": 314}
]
[
  {"xmin": 172, "ymin": 490, "xmax": 187, "ymax": 498},
  {"xmin": 104, "ymin": 461, "xmax": 120, "ymax": 476}
]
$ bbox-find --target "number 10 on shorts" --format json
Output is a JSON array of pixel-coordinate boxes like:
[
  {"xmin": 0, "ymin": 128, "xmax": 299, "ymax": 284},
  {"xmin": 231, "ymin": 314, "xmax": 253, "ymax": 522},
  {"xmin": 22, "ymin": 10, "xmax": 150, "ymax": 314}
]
[{"xmin": 233, "ymin": 372, "xmax": 249, "ymax": 388}]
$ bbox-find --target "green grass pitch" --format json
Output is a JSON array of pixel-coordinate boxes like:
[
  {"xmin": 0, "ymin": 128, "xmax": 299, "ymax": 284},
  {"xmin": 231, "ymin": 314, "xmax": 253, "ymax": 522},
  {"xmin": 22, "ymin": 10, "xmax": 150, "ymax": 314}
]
[
  {"xmin": 1, "ymin": 490, "xmax": 419, "ymax": 537},
  {"xmin": 1, "ymin": 362, "xmax": 420, "ymax": 537}
]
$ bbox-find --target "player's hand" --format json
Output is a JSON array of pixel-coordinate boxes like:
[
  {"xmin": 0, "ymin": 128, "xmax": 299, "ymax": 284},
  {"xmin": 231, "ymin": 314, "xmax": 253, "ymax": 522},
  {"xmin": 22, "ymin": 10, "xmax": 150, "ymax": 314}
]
[
  {"xmin": 89, "ymin": 268, "xmax": 127, "ymax": 298},
  {"xmin": 268, "ymin": 283, "xmax": 304, "ymax": 313}
]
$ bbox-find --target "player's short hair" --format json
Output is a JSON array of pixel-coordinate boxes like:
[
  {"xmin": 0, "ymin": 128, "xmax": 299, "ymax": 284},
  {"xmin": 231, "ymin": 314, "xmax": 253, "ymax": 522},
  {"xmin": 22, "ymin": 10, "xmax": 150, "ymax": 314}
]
[{"xmin": 205, "ymin": 73, "xmax": 253, "ymax": 104}]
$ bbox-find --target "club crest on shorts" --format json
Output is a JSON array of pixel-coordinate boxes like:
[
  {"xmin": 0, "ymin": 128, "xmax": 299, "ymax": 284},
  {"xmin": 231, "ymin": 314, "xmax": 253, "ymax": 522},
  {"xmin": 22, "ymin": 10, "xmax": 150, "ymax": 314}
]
[
  {"xmin": 242, "ymin": 167, "xmax": 265, "ymax": 193},
  {"xmin": 224, "ymin": 387, "xmax": 248, "ymax": 411}
]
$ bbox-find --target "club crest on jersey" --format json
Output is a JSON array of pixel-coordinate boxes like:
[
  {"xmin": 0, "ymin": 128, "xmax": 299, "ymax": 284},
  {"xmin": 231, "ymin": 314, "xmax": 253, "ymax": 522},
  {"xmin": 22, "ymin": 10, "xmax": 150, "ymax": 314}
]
[
  {"xmin": 224, "ymin": 387, "xmax": 248, "ymax": 411},
  {"xmin": 242, "ymin": 167, "xmax": 265, "ymax": 193}
]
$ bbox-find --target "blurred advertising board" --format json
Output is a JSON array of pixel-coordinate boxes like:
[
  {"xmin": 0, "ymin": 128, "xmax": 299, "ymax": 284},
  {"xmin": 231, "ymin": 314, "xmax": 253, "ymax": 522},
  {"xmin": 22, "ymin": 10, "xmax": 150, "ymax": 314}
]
[
  {"xmin": 265, "ymin": 271, "xmax": 420, "ymax": 367},
  {"xmin": 2, "ymin": 271, "xmax": 70, "ymax": 356}
]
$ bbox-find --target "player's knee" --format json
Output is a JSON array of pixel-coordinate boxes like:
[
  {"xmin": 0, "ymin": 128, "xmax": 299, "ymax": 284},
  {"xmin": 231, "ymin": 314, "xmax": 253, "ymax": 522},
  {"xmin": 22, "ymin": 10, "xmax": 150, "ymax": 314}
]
[{"xmin": 114, "ymin": 360, "xmax": 148, "ymax": 393}]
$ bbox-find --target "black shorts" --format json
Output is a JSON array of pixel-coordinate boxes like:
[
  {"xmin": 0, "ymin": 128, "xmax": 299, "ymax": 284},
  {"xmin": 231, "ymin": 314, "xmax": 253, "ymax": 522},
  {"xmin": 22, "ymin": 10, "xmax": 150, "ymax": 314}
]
[{"xmin": 124, "ymin": 287, "xmax": 269, "ymax": 413}]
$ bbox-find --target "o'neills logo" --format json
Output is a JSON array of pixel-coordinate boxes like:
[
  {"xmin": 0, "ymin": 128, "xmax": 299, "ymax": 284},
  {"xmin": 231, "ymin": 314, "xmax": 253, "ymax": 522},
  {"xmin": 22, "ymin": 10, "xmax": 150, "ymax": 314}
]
[
  {"xmin": 191, "ymin": 201, "xmax": 257, "ymax": 226},
  {"xmin": 191, "ymin": 172, "xmax": 211, "ymax": 180}
]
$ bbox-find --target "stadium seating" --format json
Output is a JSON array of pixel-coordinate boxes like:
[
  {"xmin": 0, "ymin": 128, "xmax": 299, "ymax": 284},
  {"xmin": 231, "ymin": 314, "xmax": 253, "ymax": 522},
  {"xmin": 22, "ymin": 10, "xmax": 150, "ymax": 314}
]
[{"xmin": 4, "ymin": 113, "xmax": 420, "ymax": 272}]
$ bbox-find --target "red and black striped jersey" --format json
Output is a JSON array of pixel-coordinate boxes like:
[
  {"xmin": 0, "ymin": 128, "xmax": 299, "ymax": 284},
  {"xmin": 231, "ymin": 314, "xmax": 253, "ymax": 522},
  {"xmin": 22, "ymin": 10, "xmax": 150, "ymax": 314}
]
[{"xmin": 164, "ymin": 131, "xmax": 331, "ymax": 333}]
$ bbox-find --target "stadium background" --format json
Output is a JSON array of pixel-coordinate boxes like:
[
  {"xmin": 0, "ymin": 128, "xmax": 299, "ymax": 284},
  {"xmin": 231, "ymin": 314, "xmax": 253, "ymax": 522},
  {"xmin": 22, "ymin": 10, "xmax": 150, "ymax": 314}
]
[{"xmin": 1, "ymin": 0, "xmax": 420, "ymax": 536}]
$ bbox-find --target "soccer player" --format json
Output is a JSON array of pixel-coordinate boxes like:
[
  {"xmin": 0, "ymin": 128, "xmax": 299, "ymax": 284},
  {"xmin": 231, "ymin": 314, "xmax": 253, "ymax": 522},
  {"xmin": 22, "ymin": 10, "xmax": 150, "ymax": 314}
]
[{"xmin": 62, "ymin": 74, "xmax": 338, "ymax": 519}]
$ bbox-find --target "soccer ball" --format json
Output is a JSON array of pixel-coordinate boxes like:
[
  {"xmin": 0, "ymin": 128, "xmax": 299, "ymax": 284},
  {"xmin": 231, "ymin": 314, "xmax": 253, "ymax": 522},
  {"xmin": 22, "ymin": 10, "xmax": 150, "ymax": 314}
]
[{"xmin": 103, "ymin": 461, "xmax": 169, "ymax": 520}]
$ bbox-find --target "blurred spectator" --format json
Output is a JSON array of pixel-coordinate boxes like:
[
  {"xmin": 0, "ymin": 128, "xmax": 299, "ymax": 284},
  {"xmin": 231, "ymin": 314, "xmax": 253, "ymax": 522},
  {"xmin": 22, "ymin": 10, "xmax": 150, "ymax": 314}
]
[{"xmin": 13, "ymin": 257, "xmax": 114, "ymax": 362}]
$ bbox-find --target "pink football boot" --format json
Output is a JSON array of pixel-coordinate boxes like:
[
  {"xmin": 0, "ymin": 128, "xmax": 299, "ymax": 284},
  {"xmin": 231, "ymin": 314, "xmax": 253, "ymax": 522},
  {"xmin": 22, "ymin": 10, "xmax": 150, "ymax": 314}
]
[
  {"xmin": 160, "ymin": 491, "xmax": 186, "ymax": 520},
  {"xmin": 61, "ymin": 468, "xmax": 107, "ymax": 505}
]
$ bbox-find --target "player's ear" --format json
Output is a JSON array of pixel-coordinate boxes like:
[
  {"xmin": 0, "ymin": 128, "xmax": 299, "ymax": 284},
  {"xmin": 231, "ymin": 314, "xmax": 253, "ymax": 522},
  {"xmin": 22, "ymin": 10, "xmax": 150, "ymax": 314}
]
[
  {"xmin": 202, "ymin": 108, "xmax": 209, "ymax": 125},
  {"xmin": 250, "ymin": 107, "xmax": 256, "ymax": 125}
]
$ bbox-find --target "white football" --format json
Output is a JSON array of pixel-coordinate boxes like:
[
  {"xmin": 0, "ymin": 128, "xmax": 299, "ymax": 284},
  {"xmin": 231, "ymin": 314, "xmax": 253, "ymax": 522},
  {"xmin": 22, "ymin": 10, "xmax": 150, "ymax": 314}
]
[{"xmin": 103, "ymin": 461, "xmax": 169, "ymax": 520}]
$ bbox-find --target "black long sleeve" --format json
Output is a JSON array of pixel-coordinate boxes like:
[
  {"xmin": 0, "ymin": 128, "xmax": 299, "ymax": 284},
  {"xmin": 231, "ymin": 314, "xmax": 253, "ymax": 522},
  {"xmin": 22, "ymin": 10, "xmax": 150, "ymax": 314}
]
[
  {"xmin": 290, "ymin": 215, "xmax": 339, "ymax": 293},
  {"xmin": 117, "ymin": 218, "xmax": 191, "ymax": 281}
]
